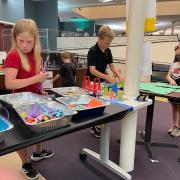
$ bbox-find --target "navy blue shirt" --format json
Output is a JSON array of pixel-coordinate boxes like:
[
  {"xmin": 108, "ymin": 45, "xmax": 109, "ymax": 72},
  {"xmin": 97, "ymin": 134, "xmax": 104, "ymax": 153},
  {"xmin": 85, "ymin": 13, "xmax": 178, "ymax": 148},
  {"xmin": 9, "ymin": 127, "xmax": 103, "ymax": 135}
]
[
  {"xmin": 60, "ymin": 63, "xmax": 76, "ymax": 87},
  {"xmin": 87, "ymin": 42, "xmax": 113, "ymax": 81}
]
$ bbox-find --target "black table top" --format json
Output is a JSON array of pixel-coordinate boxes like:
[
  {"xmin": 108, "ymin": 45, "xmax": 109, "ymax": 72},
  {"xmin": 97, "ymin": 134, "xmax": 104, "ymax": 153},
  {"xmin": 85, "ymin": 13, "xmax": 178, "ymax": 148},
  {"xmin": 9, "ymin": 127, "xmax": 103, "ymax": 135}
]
[
  {"xmin": 140, "ymin": 90, "xmax": 180, "ymax": 100},
  {"xmin": 139, "ymin": 82, "xmax": 180, "ymax": 100},
  {"xmin": 0, "ymin": 104, "xmax": 130, "ymax": 156}
]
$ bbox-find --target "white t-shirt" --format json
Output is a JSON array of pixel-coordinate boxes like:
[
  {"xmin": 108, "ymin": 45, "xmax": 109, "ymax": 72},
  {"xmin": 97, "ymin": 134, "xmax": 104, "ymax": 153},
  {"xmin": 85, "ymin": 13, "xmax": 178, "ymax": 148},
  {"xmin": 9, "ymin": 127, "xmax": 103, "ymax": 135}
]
[{"xmin": 171, "ymin": 61, "xmax": 180, "ymax": 80}]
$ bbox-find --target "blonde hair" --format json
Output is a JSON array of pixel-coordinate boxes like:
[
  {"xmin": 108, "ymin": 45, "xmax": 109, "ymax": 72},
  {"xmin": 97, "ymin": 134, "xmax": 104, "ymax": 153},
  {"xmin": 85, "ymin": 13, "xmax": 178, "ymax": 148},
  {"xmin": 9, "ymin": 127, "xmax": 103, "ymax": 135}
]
[
  {"xmin": 11, "ymin": 19, "xmax": 41, "ymax": 73},
  {"xmin": 61, "ymin": 52, "xmax": 71, "ymax": 60},
  {"xmin": 98, "ymin": 26, "xmax": 114, "ymax": 40}
]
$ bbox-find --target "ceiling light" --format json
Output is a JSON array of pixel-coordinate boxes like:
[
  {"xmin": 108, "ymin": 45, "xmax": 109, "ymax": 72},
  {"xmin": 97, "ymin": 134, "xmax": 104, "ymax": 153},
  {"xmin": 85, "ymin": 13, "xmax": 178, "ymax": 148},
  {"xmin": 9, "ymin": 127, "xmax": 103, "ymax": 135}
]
[
  {"xmin": 108, "ymin": 24, "xmax": 124, "ymax": 31},
  {"xmin": 99, "ymin": 0, "xmax": 113, "ymax": 3},
  {"xmin": 32, "ymin": 0, "xmax": 47, "ymax": 1}
]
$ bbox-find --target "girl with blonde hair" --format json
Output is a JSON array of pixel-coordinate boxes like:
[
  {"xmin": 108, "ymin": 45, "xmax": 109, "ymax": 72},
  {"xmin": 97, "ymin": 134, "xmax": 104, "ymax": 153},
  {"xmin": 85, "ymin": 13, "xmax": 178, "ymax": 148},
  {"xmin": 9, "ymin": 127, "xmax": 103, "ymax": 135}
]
[{"xmin": 5, "ymin": 19, "xmax": 54, "ymax": 179}]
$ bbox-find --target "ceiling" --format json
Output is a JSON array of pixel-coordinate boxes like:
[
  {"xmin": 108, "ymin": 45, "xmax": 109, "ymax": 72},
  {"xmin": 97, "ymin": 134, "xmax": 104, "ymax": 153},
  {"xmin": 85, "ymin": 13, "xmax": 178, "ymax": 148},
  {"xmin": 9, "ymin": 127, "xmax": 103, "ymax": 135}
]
[{"xmin": 58, "ymin": 0, "xmax": 180, "ymax": 32}]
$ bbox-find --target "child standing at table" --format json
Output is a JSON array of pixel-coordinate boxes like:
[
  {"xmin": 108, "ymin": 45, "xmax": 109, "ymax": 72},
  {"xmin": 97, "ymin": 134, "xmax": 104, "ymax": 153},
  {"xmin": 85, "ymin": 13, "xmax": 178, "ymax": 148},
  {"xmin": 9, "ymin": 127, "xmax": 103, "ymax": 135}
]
[
  {"xmin": 52, "ymin": 52, "xmax": 76, "ymax": 87},
  {"xmin": 166, "ymin": 46, "xmax": 180, "ymax": 137},
  {"xmin": 5, "ymin": 19, "xmax": 54, "ymax": 179},
  {"xmin": 86, "ymin": 26, "xmax": 124, "ymax": 138}
]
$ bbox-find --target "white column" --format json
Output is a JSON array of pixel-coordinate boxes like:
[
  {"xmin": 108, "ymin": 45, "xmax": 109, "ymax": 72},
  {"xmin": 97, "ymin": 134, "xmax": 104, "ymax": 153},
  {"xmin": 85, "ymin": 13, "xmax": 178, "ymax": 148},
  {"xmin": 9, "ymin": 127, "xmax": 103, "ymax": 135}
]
[
  {"xmin": 120, "ymin": 0, "xmax": 146, "ymax": 172},
  {"xmin": 100, "ymin": 124, "xmax": 110, "ymax": 162},
  {"xmin": 141, "ymin": 41, "xmax": 152, "ymax": 76}
]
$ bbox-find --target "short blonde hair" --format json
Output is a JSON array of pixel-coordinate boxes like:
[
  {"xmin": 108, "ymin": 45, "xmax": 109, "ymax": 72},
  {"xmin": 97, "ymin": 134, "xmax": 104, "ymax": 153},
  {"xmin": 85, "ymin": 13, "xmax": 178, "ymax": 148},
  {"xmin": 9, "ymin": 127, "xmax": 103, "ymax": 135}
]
[
  {"xmin": 61, "ymin": 52, "xmax": 70, "ymax": 60},
  {"xmin": 98, "ymin": 26, "xmax": 114, "ymax": 39}
]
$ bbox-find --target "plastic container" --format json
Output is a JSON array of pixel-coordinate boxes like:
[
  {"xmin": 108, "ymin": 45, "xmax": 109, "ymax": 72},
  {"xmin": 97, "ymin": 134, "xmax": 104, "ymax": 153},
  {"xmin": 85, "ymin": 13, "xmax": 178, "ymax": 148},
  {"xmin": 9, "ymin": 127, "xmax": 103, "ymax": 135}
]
[
  {"xmin": 0, "ymin": 116, "xmax": 14, "ymax": 143},
  {"xmin": 56, "ymin": 95, "xmax": 110, "ymax": 119}
]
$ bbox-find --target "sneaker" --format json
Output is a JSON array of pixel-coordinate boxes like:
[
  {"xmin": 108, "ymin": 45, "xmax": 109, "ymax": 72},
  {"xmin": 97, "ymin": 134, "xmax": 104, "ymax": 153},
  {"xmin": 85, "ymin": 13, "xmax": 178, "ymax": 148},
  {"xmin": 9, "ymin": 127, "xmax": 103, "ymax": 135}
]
[
  {"xmin": 168, "ymin": 126, "xmax": 176, "ymax": 134},
  {"xmin": 90, "ymin": 126, "xmax": 101, "ymax": 138},
  {"xmin": 21, "ymin": 163, "xmax": 39, "ymax": 180},
  {"xmin": 170, "ymin": 127, "xmax": 180, "ymax": 137},
  {"xmin": 31, "ymin": 149, "xmax": 54, "ymax": 162}
]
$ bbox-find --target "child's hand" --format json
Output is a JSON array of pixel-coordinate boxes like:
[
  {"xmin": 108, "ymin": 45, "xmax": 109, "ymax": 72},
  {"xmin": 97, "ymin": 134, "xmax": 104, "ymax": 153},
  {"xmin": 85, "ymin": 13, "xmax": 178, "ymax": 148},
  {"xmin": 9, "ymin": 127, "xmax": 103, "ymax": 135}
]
[
  {"xmin": 118, "ymin": 75, "xmax": 124, "ymax": 82},
  {"xmin": 38, "ymin": 71, "xmax": 49, "ymax": 83},
  {"xmin": 106, "ymin": 75, "xmax": 119, "ymax": 84},
  {"xmin": 42, "ymin": 90, "xmax": 48, "ymax": 96},
  {"xmin": 169, "ymin": 79, "xmax": 177, "ymax": 86}
]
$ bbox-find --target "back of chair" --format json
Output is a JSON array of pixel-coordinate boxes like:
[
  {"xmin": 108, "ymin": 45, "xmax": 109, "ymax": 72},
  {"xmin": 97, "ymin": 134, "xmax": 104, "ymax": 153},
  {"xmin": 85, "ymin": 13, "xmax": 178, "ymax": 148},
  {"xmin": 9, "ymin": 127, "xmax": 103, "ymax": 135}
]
[
  {"xmin": 76, "ymin": 68, "xmax": 87, "ymax": 87},
  {"xmin": 151, "ymin": 63, "xmax": 170, "ymax": 83}
]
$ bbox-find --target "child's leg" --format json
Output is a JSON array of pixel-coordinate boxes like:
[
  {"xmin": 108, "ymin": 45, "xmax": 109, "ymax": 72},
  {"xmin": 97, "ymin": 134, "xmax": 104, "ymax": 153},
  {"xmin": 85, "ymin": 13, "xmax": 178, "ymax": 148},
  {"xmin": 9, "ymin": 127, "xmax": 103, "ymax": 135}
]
[
  {"xmin": 34, "ymin": 143, "xmax": 42, "ymax": 154},
  {"xmin": 171, "ymin": 104, "xmax": 180, "ymax": 137},
  {"xmin": 171, "ymin": 104, "xmax": 178, "ymax": 126},
  {"xmin": 31, "ymin": 144, "xmax": 54, "ymax": 162},
  {"xmin": 176, "ymin": 105, "xmax": 180, "ymax": 128},
  {"xmin": 17, "ymin": 148, "xmax": 29, "ymax": 164},
  {"xmin": 168, "ymin": 103, "xmax": 178, "ymax": 134},
  {"xmin": 17, "ymin": 148, "xmax": 39, "ymax": 179}
]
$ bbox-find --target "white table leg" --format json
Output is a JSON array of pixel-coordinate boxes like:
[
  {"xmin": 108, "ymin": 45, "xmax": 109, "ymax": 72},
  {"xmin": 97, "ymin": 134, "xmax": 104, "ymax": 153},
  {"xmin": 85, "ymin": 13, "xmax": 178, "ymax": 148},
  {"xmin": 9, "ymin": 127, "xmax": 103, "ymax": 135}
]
[
  {"xmin": 120, "ymin": 111, "xmax": 138, "ymax": 172},
  {"xmin": 80, "ymin": 123, "xmax": 131, "ymax": 180}
]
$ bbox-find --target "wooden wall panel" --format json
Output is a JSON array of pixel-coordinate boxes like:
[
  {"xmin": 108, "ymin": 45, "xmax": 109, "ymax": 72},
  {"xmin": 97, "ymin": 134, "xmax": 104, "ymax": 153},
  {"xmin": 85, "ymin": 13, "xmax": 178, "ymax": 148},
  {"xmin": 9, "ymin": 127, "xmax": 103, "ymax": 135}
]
[{"xmin": 0, "ymin": 23, "xmax": 13, "ymax": 52}]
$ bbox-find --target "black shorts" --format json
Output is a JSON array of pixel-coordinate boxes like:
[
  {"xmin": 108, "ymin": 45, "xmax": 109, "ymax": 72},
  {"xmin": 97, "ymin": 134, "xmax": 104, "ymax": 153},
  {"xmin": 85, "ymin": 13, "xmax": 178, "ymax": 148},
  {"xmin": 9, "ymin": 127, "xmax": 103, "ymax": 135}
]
[{"xmin": 168, "ymin": 98, "xmax": 180, "ymax": 105}]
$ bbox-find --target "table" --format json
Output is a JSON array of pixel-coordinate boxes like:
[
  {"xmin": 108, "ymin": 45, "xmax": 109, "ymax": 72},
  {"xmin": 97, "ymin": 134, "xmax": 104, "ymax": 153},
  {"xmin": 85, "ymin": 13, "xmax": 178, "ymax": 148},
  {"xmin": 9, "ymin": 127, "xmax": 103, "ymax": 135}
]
[
  {"xmin": 0, "ymin": 73, "xmax": 5, "ymax": 90},
  {"xmin": 138, "ymin": 87, "xmax": 180, "ymax": 162},
  {"xmin": 0, "ymin": 102, "xmax": 132, "ymax": 179},
  {"xmin": 0, "ymin": 95, "xmax": 151, "ymax": 180}
]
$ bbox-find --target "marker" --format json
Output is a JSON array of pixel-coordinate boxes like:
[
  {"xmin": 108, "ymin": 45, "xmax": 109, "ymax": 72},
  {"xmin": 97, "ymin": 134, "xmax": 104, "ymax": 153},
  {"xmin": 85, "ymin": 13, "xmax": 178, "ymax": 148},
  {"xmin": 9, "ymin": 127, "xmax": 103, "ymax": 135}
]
[{"xmin": 43, "ymin": 56, "xmax": 49, "ymax": 72}]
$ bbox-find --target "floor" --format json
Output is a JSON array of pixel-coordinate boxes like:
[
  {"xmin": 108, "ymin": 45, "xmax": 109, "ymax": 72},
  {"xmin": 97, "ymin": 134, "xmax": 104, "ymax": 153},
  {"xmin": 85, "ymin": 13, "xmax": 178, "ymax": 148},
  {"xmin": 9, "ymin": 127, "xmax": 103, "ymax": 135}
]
[
  {"xmin": 0, "ymin": 100, "xmax": 179, "ymax": 180},
  {"xmin": 0, "ymin": 152, "xmax": 46, "ymax": 180}
]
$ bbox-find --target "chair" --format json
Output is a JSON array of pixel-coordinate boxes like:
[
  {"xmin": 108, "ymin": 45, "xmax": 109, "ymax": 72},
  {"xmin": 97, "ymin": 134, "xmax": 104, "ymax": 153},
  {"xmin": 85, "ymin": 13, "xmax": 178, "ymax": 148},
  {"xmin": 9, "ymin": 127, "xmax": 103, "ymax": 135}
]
[
  {"xmin": 151, "ymin": 63, "xmax": 170, "ymax": 83},
  {"xmin": 76, "ymin": 68, "xmax": 87, "ymax": 87}
]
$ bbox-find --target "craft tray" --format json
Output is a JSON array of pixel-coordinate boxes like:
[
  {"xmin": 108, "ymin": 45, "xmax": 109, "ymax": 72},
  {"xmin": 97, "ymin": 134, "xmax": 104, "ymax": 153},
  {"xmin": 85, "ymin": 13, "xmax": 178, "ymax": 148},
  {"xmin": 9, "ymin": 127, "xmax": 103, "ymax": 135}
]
[
  {"xmin": 0, "ymin": 92, "xmax": 49, "ymax": 108},
  {"xmin": 52, "ymin": 87, "xmax": 92, "ymax": 97},
  {"xmin": 0, "ymin": 116, "xmax": 14, "ymax": 142},
  {"xmin": 14, "ymin": 101, "xmax": 77, "ymax": 133},
  {"xmin": 55, "ymin": 95, "xmax": 110, "ymax": 118}
]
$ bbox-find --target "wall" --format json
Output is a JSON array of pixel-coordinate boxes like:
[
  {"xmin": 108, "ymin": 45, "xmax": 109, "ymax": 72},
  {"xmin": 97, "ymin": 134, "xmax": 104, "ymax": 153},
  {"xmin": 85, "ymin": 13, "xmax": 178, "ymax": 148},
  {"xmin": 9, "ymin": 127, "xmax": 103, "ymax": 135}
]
[
  {"xmin": 57, "ymin": 36, "xmax": 178, "ymax": 63},
  {"xmin": 24, "ymin": 0, "xmax": 59, "ymax": 50},
  {"xmin": 59, "ymin": 21, "xmax": 95, "ymax": 36},
  {"xmin": 0, "ymin": 0, "xmax": 58, "ymax": 50},
  {"xmin": 0, "ymin": 0, "xmax": 24, "ymax": 23},
  {"xmin": 0, "ymin": 0, "xmax": 23, "ymax": 51},
  {"xmin": 57, "ymin": 36, "xmax": 179, "ymax": 82},
  {"xmin": 0, "ymin": 23, "xmax": 13, "ymax": 51}
]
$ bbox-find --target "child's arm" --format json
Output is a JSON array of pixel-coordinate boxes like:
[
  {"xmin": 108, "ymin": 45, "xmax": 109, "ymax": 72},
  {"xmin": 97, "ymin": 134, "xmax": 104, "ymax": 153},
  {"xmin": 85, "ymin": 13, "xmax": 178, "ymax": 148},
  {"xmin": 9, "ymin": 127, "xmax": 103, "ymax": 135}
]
[
  {"xmin": 52, "ymin": 74, "xmax": 60, "ymax": 82},
  {"xmin": 89, "ymin": 66, "xmax": 118, "ymax": 84},
  {"xmin": 5, "ymin": 68, "xmax": 49, "ymax": 90},
  {"xmin": 108, "ymin": 63, "xmax": 124, "ymax": 82},
  {"xmin": 166, "ymin": 66, "xmax": 177, "ymax": 85}
]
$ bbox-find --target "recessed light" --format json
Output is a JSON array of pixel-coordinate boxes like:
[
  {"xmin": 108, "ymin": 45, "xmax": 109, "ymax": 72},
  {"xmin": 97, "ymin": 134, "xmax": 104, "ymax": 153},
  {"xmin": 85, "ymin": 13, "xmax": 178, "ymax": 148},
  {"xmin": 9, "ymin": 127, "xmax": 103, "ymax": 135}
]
[
  {"xmin": 99, "ymin": 0, "xmax": 113, "ymax": 3},
  {"xmin": 32, "ymin": 0, "xmax": 47, "ymax": 1}
]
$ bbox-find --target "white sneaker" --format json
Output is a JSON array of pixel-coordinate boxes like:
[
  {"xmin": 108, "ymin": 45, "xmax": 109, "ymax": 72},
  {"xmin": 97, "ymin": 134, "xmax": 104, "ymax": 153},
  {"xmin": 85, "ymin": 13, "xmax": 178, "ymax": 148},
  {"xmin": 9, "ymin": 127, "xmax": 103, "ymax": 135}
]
[
  {"xmin": 168, "ymin": 126, "xmax": 176, "ymax": 134},
  {"xmin": 170, "ymin": 127, "xmax": 180, "ymax": 137}
]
